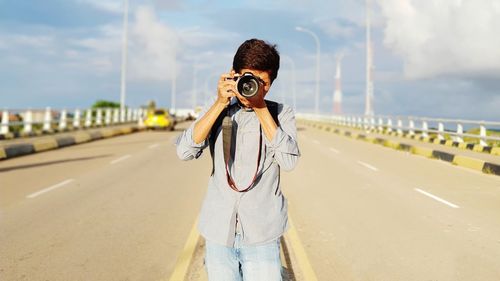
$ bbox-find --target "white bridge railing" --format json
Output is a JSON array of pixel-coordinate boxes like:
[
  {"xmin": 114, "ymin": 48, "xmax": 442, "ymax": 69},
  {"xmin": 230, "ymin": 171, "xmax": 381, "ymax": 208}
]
[
  {"xmin": 0, "ymin": 107, "xmax": 147, "ymax": 136},
  {"xmin": 298, "ymin": 114, "xmax": 500, "ymax": 147}
]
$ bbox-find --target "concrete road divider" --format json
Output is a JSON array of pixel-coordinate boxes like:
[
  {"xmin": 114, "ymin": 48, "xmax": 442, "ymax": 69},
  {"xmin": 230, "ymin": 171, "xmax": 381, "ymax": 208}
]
[
  {"xmin": 55, "ymin": 136, "xmax": 76, "ymax": 148},
  {"xmin": 73, "ymin": 132, "xmax": 92, "ymax": 144},
  {"xmin": 300, "ymin": 120, "xmax": 500, "ymax": 176},
  {"xmin": 4, "ymin": 143, "xmax": 35, "ymax": 158},
  {"xmin": 33, "ymin": 138, "xmax": 58, "ymax": 152},
  {"xmin": 0, "ymin": 125, "xmax": 143, "ymax": 161},
  {"xmin": 411, "ymin": 146, "xmax": 433, "ymax": 158},
  {"xmin": 452, "ymin": 155, "xmax": 485, "ymax": 172},
  {"xmin": 0, "ymin": 147, "xmax": 6, "ymax": 160}
]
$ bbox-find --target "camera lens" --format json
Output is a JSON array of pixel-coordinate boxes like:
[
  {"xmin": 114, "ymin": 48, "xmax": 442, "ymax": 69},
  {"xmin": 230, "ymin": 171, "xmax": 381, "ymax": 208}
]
[{"xmin": 237, "ymin": 75, "xmax": 259, "ymax": 98}]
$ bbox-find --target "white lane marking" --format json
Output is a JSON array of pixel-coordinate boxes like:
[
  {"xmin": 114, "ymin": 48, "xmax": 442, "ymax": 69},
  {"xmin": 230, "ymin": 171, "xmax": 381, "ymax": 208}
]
[
  {"xmin": 27, "ymin": 179, "xmax": 75, "ymax": 199},
  {"xmin": 312, "ymin": 139, "xmax": 320, "ymax": 145},
  {"xmin": 329, "ymin": 147, "xmax": 340, "ymax": 154},
  {"xmin": 415, "ymin": 188, "xmax": 460, "ymax": 209},
  {"xmin": 357, "ymin": 161, "xmax": 378, "ymax": 171},
  {"xmin": 110, "ymin": 154, "xmax": 131, "ymax": 165},
  {"xmin": 149, "ymin": 143, "xmax": 160, "ymax": 149}
]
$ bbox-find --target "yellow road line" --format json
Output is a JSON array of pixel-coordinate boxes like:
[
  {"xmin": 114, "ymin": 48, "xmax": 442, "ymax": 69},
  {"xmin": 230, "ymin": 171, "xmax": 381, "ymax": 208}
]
[
  {"xmin": 167, "ymin": 218, "xmax": 200, "ymax": 281},
  {"xmin": 285, "ymin": 215, "xmax": 319, "ymax": 281}
]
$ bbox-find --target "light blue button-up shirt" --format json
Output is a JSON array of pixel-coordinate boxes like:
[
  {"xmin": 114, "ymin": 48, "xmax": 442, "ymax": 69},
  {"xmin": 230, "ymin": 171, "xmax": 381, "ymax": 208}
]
[{"xmin": 176, "ymin": 98, "xmax": 300, "ymax": 247}]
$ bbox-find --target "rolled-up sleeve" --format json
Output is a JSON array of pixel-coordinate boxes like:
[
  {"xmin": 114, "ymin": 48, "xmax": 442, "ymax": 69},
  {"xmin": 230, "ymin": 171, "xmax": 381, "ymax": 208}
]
[
  {"xmin": 176, "ymin": 108, "xmax": 209, "ymax": 161},
  {"xmin": 264, "ymin": 105, "xmax": 300, "ymax": 171}
]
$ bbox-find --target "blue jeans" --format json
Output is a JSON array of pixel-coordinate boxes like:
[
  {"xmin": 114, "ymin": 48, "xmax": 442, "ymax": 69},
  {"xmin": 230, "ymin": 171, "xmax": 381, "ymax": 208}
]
[{"xmin": 204, "ymin": 234, "xmax": 283, "ymax": 281}]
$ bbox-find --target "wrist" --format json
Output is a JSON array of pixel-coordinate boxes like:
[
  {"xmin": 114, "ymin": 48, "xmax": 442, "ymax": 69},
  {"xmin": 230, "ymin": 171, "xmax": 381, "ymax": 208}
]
[
  {"xmin": 216, "ymin": 96, "xmax": 230, "ymax": 106},
  {"xmin": 214, "ymin": 98, "xmax": 229, "ymax": 111},
  {"xmin": 253, "ymin": 104, "xmax": 268, "ymax": 112}
]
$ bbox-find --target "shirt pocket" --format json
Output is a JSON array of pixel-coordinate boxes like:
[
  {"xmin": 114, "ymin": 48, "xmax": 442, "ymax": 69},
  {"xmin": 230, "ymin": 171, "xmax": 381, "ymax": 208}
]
[{"xmin": 236, "ymin": 127, "xmax": 260, "ymax": 165}]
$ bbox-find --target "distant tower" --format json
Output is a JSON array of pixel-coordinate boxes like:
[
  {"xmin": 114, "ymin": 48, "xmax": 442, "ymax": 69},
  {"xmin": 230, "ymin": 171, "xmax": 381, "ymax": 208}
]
[
  {"xmin": 364, "ymin": 0, "xmax": 375, "ymax": 116},
  {"xmin": 333, "ymin": 54, "xmax": 344, "ymax": 115}
]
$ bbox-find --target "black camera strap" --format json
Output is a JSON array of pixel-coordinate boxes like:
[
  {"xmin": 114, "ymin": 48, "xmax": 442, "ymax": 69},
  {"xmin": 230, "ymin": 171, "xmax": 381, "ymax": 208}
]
[
  {"xmin": 208, "ymin": 100, "xmax": 280, "ymax": 191},
  {"xmin": 222, "ymin": 112, "xmax": 263, "ymax": 193}
]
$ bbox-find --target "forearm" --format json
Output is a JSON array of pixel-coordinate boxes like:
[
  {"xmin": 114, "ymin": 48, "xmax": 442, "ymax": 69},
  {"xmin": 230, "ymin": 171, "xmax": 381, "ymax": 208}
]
[
  {"xmin": 254, "ymin": 106, "xmax": 278, "ymax": 141},
  {"xmin": 193, "ymin": 100, "xmax": 227, "ymax": 144}
]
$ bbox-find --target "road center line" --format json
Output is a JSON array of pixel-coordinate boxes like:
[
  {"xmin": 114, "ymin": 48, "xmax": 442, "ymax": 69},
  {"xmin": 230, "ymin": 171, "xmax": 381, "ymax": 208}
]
[
  {"xmin": 357, "ymin": 161, "xmax": 378, "ymax": 171},
  {"xmin": 329, "ymin": 147, "xmax": 340, "ymax": 154},
  {"xmin": 148, "ymin": 143, "xmax": 160, "ymax": 149},
  {"xmin": 415, "ymin": 188, "xmax": 460, "ymax": 209},
  {"xmin": 312, "ymin": 139, "xmax": 320, "ymax": 145},
  {"xmin": 166, "ymin": 218, "xmax": 200, "ymax": 281},
  {"xmin": 27, "ymin": 179, "xmax": 75, "ymax": 199},
  {"xmin": 110, "ymin": 154, "xmax": 131, "ymax": 165}
]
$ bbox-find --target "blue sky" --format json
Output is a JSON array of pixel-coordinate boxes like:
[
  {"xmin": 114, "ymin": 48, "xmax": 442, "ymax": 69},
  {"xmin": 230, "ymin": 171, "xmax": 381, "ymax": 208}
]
[{"xmin": 1, "ymin": 0, "xmax": 499, "ymax": 120}]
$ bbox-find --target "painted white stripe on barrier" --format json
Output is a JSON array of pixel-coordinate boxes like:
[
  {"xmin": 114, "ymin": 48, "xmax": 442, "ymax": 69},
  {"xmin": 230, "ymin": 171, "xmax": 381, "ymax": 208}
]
[
  {"xmin": 27, "ymin": 179, "xmax": 75, "ymax": 199},
  {"xmin": 415, "ymin": 188, "xmax": 460, "ymax": 209},
  {"xmin": 110, "ymin": 154, "xmax": 131, "ymax": 165},
  {"xmin": 357, "ymin": 161, "xmax": 378, "ymax": 171}
]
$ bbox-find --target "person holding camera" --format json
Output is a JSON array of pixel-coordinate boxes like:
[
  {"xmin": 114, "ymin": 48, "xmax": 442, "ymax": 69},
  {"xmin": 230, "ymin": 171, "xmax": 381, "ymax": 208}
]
[{"xmin": 176, "ymin": 38, "xmax": 300, "ymax": 281}]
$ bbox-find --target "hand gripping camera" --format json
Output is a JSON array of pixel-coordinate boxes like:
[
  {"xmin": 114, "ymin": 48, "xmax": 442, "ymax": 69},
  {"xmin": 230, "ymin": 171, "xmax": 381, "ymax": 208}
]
[{"xmin": 227, "ymin": 72, "xmax": 263, "ymax": 98}]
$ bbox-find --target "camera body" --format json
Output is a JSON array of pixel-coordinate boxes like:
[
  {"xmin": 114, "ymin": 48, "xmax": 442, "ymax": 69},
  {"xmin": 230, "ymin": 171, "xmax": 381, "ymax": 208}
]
[{"xmin": 226, "ymin": 72, "xmax": 261, "ymax": 98}]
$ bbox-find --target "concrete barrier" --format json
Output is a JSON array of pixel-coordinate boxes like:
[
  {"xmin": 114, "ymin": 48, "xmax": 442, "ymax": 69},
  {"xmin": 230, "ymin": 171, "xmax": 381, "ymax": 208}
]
[
  {"xmin": 0, "ymin": 147, "xmax": 6, "ymax": 159},
  {"xmin": 0, "ymin": 125, "xmax": 143, "ymax": 161},
  {"xmin": 301, "ymin": 120, "xmax": 500, "ymax": 176},
  {"xmin": 33, "ymin": 138, "xmax": 58, "ymax": 152},
  {"xmin": 75, "ymin": 132, "xmax": 91, "ymax": 143},
  {"xmin": 452, "ymin": 155, "xmax": 485, "ymax": 172},
  {"xmin": 411, "ymin": 146, "xmax": 434, "ymax": 158},
  {"xmin": 4, "ymin": 143, "xmax": 35, "ymax": 158}
]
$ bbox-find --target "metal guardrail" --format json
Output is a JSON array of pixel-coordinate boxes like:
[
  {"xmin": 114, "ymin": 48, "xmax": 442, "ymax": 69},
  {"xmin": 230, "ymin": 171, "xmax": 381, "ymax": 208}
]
[
  {"xmin": 298, "ymin": 114, "xmax": 500, "ymax": 147},
  {"xmin": 0, "ymin": 107, "xmax": 147, "ymax": 135}
]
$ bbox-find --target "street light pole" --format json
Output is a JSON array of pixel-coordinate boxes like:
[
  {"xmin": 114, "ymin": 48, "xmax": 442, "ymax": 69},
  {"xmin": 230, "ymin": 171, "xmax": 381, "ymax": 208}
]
[
  {"xmin": 296, "ymin": 26, "xmax": 320, "ymax": 114},
  {"xmin": 171, "ymin": 47, "xmax": 177, "ymax": 114},
  {"xmin": 364, "ymin": 0, "xmax": 375, "ymax": 116},
  {"xmin": 192, "ymin": 61, "xmax": 198, "ymax": 109},
  {"xmin": 119, "ymin": 0, "xmax": 129, "ymax": 122}
]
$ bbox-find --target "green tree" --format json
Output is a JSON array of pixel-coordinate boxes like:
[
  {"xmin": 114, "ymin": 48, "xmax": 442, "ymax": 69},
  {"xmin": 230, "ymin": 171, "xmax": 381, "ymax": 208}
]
[{"xmin": 92, "ymin": 100, "xmax": 121, "ymax": 109}]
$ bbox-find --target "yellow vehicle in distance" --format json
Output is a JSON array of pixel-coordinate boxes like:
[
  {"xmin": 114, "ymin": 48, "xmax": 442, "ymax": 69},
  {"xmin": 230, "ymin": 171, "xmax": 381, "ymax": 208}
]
[{"xmin": 144, "ymin": 109, "xmax": 175, "ymax": 130}]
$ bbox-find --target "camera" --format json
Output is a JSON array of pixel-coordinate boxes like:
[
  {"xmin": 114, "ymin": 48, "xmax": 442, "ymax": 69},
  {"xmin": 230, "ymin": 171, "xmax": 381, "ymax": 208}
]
[{"xmin": 226, "ymin": 72, "xmax": 262, "ymax": 98}]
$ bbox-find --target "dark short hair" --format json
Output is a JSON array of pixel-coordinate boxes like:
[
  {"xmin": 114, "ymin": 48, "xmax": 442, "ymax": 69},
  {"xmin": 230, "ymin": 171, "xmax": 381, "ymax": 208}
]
[{"xmin": 232, "ymin": 39, "xmax": 280, "ymax": 83}]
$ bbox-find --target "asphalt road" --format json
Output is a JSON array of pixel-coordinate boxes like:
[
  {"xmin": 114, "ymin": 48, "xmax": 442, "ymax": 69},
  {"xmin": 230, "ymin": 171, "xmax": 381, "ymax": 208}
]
[{"xmin": 1, "ymin": 122, "xmax": 500, "ymax": 280}]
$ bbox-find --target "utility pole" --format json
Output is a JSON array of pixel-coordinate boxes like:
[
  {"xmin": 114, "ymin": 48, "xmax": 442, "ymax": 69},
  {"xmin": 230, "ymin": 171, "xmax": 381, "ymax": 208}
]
[
  {"xmin": 333, "ymin": 53, "xmax": 344, "ymax": 115},
  {"xmin": 364, "ymin": 0, "xmax": 375, "ymax": 116},
  {"xmin": 119, "ymin": 0, "xmax": 129, "ymax": 122},
  {"xmin": 171, "ymin": 47, "xmax": 177, "ymax": 114},
  {"xmin": 296, "ymin": 26, "xmax": 321, "ymax": 114}
]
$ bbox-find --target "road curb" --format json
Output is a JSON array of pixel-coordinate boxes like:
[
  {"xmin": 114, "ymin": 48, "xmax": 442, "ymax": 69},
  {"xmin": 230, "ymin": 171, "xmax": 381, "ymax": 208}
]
[
  {"xmin": 33, "ymin": 138, "xmax": 58, "ymax": 152},
  {"xmin": 301, "ymin": 120, "xmax": 499, "ymax": 155},
  {"xmin": 0, "ymin": 147, "xmax": 6, "ymax": 159},
  {"xmin": 452, "ymin": 155, "xmax": 485, "ymax": 172},
  {"xmin": 0, "ymin": 126, "xmax": 143, "ymax": 161},
  {"xmin": 301, "ymin": 120, "xmax": 500, "ymax": 176}
]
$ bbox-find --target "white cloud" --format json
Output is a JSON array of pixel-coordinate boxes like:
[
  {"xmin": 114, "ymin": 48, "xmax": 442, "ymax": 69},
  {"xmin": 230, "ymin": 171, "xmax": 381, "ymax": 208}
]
[
  {"xmin": 179, "ymin": 28, "xmax": 240, "ymax": 48},
  {"xmin": 378, "ymin": 0, "xmax": 500, "ymax": 79},
  {"xmin": 315, "ymin": 18, "xmax": 355, "ymax": 38},
  {"xmin": 1, "ymin": 34, "xmax": 54, "ymax": 49},
  {"xmin": 78, "ymin": 0, "xmax": 123, "ymax": 14},
  {"xmin": 128, "ymin": 6, "xmax": 178, "ymax": 81}
]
